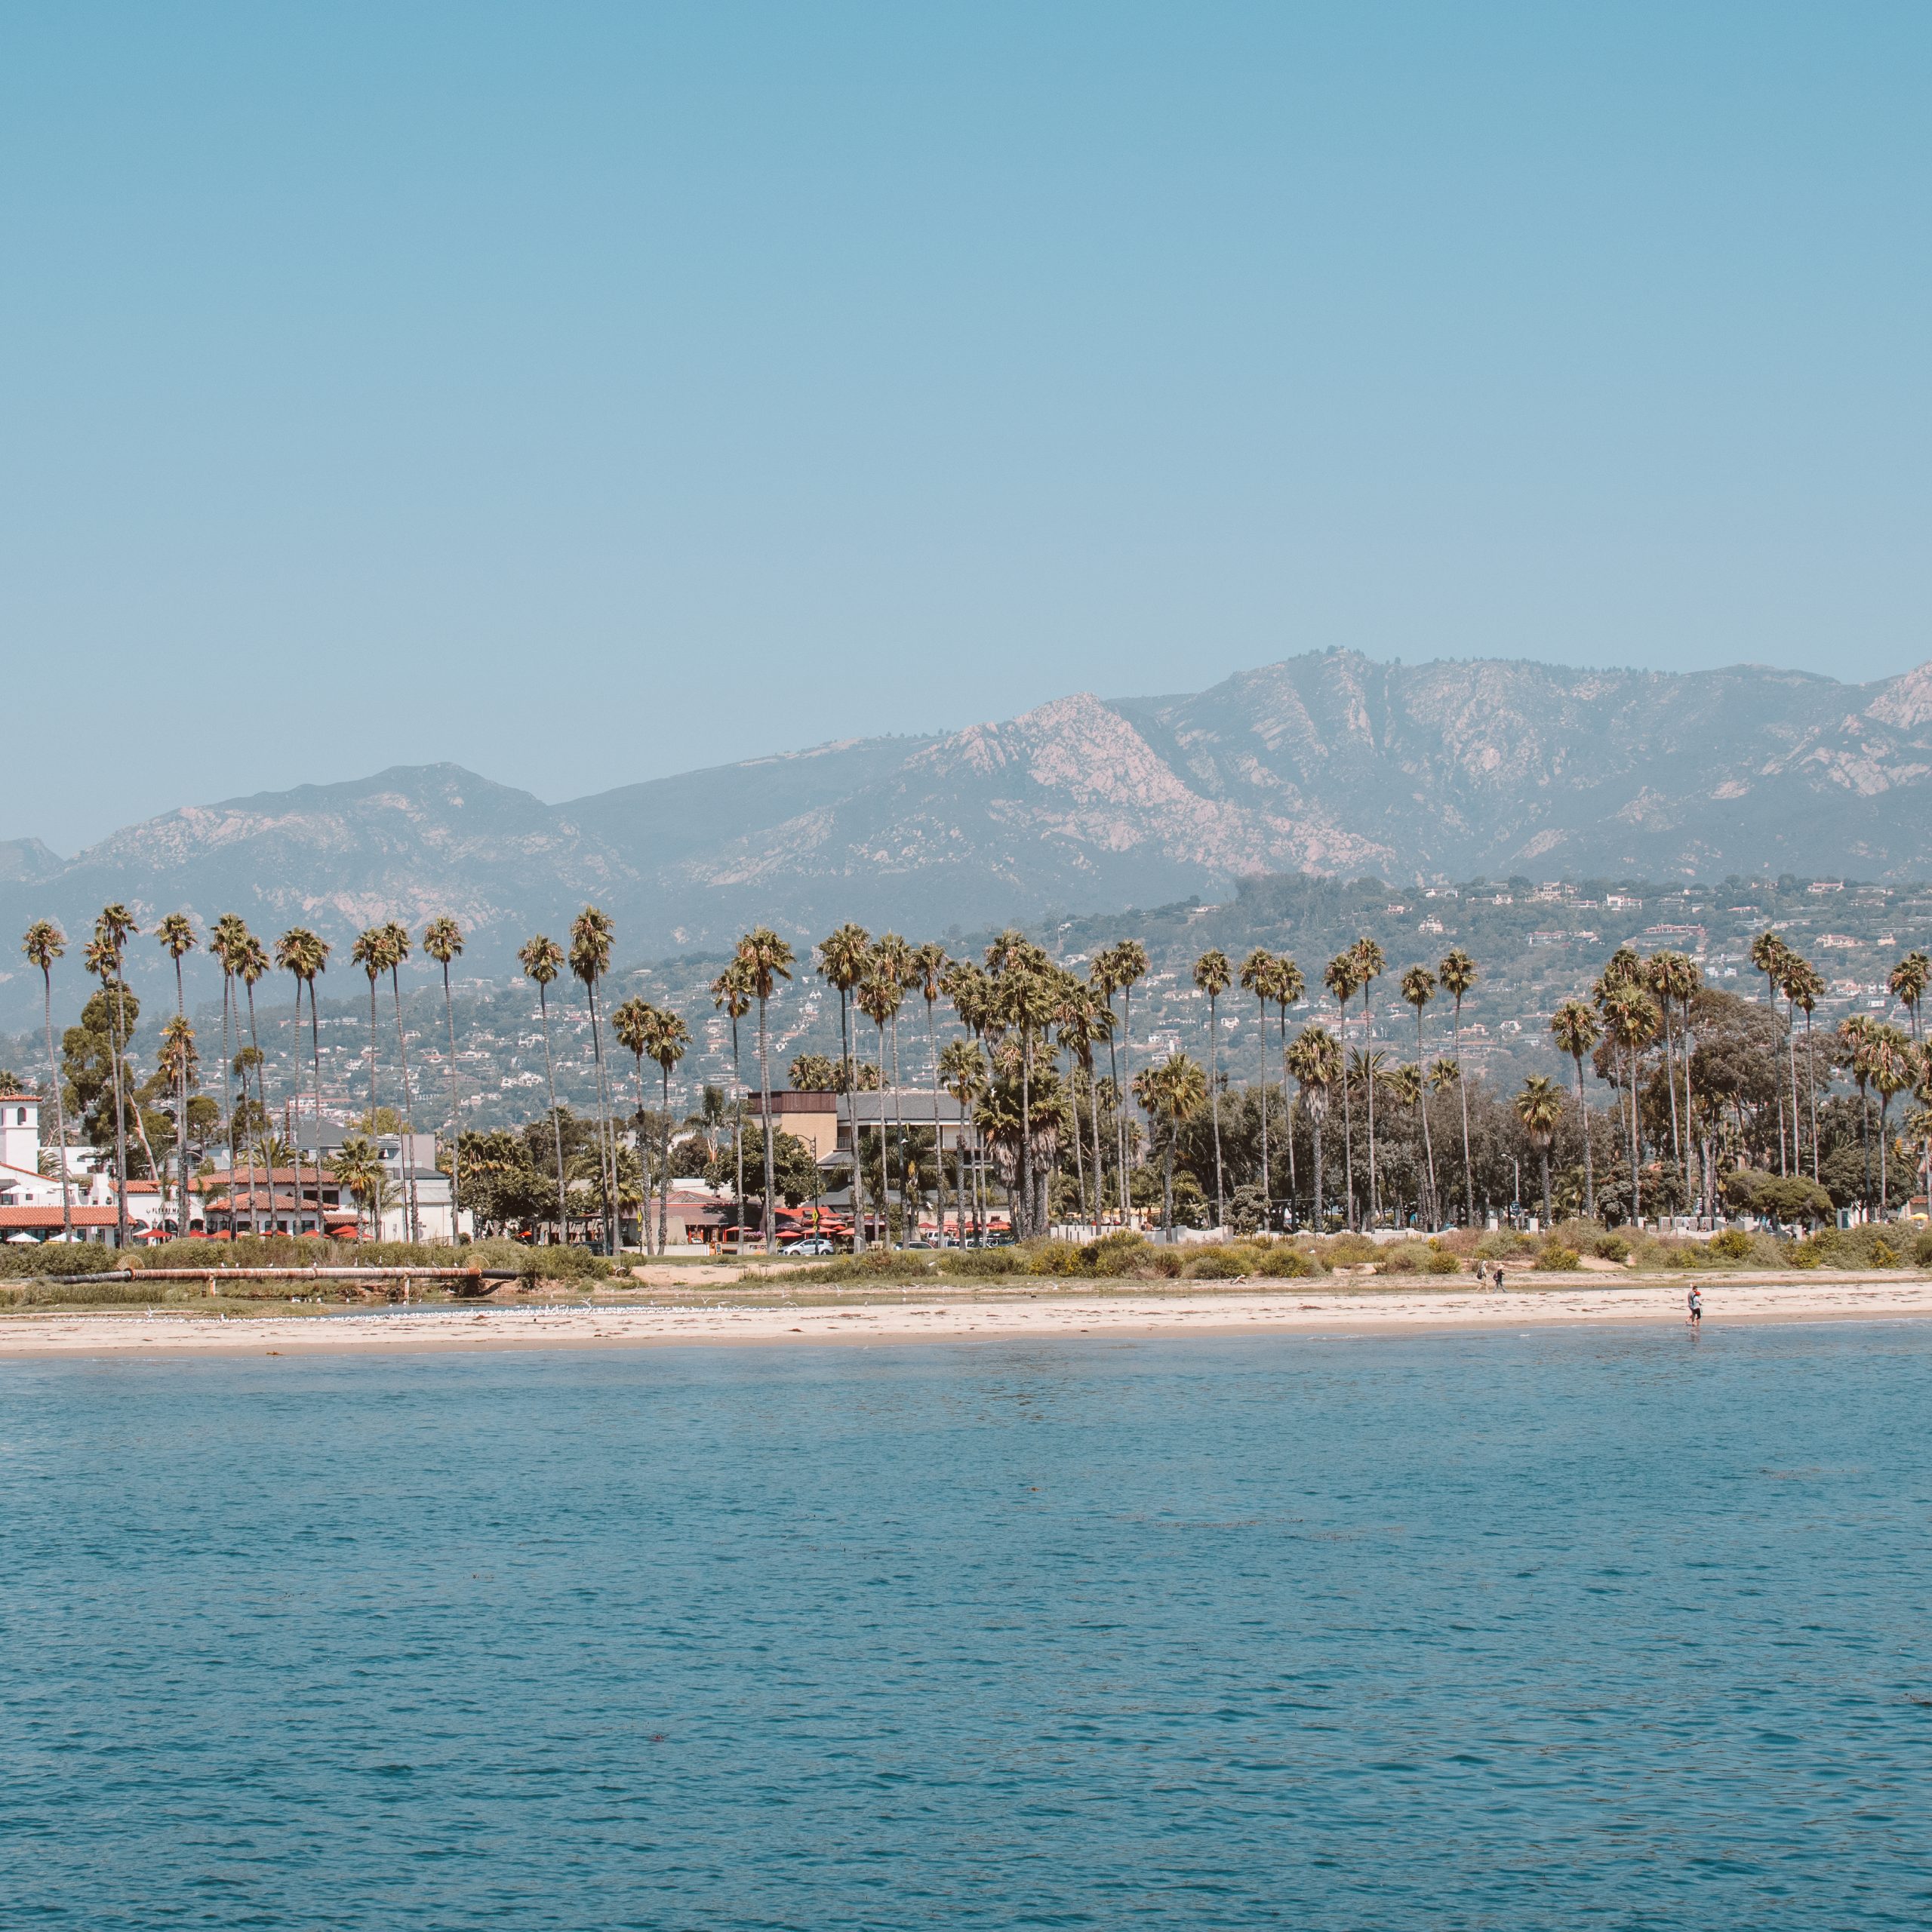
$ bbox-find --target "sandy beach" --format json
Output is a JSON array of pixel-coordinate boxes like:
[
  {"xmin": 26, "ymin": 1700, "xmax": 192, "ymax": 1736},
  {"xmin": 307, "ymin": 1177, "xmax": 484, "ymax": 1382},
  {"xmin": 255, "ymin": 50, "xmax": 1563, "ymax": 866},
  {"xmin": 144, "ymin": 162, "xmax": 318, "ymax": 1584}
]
[{"xmin": 2, "ymin": 1274, "xmax": 1930, "ymax": 1358}]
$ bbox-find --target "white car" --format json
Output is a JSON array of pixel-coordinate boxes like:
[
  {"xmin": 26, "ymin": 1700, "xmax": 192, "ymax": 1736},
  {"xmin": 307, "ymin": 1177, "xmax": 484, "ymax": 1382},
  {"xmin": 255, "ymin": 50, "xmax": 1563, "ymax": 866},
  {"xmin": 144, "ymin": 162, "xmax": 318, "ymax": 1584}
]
[{"xmin": 778, "ymin": 1237, "xmax": 835, "ymax": 1256}]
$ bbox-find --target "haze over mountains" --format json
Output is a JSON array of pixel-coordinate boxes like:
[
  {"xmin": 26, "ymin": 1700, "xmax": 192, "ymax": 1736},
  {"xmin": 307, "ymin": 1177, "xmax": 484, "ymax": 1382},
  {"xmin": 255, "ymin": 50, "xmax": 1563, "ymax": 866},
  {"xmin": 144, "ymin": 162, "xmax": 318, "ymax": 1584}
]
[{"xmin": 5, "ymin": 648, "xmax": 1930, "ymax": 1025}]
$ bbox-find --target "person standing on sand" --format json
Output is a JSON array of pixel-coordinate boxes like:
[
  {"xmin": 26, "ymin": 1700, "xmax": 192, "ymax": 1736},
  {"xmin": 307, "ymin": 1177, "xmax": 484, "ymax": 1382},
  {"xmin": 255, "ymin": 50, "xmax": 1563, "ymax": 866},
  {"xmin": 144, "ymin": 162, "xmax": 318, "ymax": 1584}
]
[{"xmin": 1687, "ymin": 1284, "xmax": 1703, "ymax": 1327}]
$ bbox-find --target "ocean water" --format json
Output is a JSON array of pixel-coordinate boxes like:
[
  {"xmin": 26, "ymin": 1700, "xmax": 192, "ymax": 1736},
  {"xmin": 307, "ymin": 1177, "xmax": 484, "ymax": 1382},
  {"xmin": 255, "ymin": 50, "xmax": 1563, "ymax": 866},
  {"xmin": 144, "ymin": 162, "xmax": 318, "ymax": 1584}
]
[{"xmin": 5, "ymin": 1322, "xmax": 1930, "ymax": 1929}]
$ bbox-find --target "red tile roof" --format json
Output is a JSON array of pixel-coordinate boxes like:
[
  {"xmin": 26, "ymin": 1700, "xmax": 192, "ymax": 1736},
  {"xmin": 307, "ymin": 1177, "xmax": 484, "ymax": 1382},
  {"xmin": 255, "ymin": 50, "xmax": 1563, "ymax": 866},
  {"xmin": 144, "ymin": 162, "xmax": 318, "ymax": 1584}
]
[{"xmin": 0, "ymin": 1204, "xmax": 120, "ymax": 1229}]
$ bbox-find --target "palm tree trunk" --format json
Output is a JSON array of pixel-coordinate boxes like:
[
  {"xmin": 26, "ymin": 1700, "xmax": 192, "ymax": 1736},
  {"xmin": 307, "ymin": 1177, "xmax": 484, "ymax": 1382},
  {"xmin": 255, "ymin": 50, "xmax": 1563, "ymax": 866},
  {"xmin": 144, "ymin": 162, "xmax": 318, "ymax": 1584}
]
[
  {"xmin": 367, "ymin": 974, "xmax": 380, "ymax": 1125},
  {"xmin": 308, "ymin": 979, "xmax": 325, "ymax": 1239},
  {"xmin": 245, "ymin": 981, "xmax": 266, "ymax": 1237},
  {"xmin": 1338, "ymin": 997, "xmax": 1355, "ymax": 1229},
  {"xmin": 1254, "ymin": 994, "xmax": 1269, "ymax": 1233},
  {"xmin": 1118, "ymin": 991, "xmax": 1134, "ymax": 1223},
  {"xmin": 441, "ymin": 962, "xmax": 463, "ymax": 1241},
  {"xmin": 1363, "ymin": 989, "xmax": 1377, "ymax": 1224},
  {"xmin": 1416, "ymin": 1007, "xmax": 1437, "ymax": 1226},
  {"xmin": 659, "ymin": 1063, "xmax": 672, "ymax": 1257},
  {"xmin": 110, "ymin": 969, "xmax": 130, "ymax": 1250},
  {"xmin": 1804, "ymin": 1010, "xmax": 1821, "ymax": 1186},
  {"xmin": 390, "ymin": 971, "xmax": 420, "ymax": 1244},
  {"xmin": 1786, "ymin": 998, "xmax": 1803, "ymax": 1190},
  {"xmin": 173, "ymin": 957, "xmax": 191, "ymax": 1235},
  {"xmin": 758, "ymin": 993, "xmax": 775, "ymax": 1253},
  {"xmin": 731, "ymin": 1008, "xmax": 746, "ymax": 1257},
  {"xmin": 538, "ymin": 985, "xmax": 565, "ymax": 1242},
  {"xmin": 1279, "ymin": 1007, "xmax": 1295, "ymax": 1220},
  {"xmin": 585, "ymin": 983, "xmax": 618, "ymax": 1254},
  {"xmin": 927, "ymin": 998, "xmax": 949, "ymax": 1244},
  {"xmin": 839, "ymin": 988, "xmax": 863, "ymax": 1254},
  {"xmin": 1454, "ymin": 999, "xmax": 1473, "ymax": 1225},
  {"xmin": 1311, "ymin": 1099, "xmax": 1326, "ymax": 1228},
  {"xmin": 1540, "ymin": 1146, "xmax": 1552, "ymax": 1229},
  {"xmin": 220, "ymin": 966, "xmax": 235, "ymax": 1235},
  {"xmin": 41, "ymin": 968, "xmax": 73, "ymax": 1241},
  {"xmin": 1573, "ymin": 1052, "xmax": 1595, "ymax": 1221},
  {"xmin": 1208, "ymin": 992, "xmax": 1223, "ymax": 1228},
  {"xmin": 1161, "ymin": 1128, "xmax": 1174, "ymax": 1239},
  {"xmin": 1879, "ymin": 1094, "xmax": 1891, "ymax": 1217}
]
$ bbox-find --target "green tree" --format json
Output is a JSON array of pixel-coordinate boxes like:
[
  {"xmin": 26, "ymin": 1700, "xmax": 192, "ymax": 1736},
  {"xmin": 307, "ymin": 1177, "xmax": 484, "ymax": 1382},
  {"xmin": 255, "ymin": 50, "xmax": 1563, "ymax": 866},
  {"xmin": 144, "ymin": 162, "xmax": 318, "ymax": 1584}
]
[
  {"xmin": 1550, "ymin": 998, "xmax": 1601, "ymax": 1220},
  {"xmin": 569, "ymin": 906, "xmax": 619, "ymax": 1254},
  {"xmin": 1349, "ymin": 937, "xmax": 1387, "ymax": 1223},
  {"xmin": 1515, "ymin": 1074, "xmax": 1564, "ymax": 1229},
  {"xmin": 1192, "ymin": 947, "xmax": 1232, "ymax": 1227},
  {"xmin": 423, "ymin": 915, "xmax": 467, "ymax": 1240},
  {"xmin": 711, "ymin": 960, "xmax": 753, "ymax": 1256},
  {"xmin": 518, "ymin": 935, "xmax": 569, "ymax": 1241},
  {"xmin": 734, "ymin": 927, "xmax": 796, "ymax": 1252},
  {"xmin": 1399, "ymin": 964, "xmax": 1438, "ymax": 1225},
  {"xmin": 1437, "ymin": 947, "xmax": 1478, "ymax": 1224},
  {"xmin": 21, "ymin": 921, "xmax": 74, "ymax": 1240},
  {"xmin": 1322, "ymin": 950, "xmax": 1362, "ymax": 1227},
  {"xmin": 156, "ymin": 912, "xmax": 198, "ymax": 1229},
  {"xmin": 1132, "ymin": 1051, "xmax": 1210, "ymax": 1241}
]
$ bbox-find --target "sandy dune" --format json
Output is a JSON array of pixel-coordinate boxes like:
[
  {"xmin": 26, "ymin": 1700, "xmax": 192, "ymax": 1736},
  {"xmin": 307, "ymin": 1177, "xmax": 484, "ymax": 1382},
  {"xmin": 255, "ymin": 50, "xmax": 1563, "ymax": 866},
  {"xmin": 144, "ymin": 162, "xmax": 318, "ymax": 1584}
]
[{"xmin": 3, "ymin": 1275, "xmax": 1930, "ymax": 1358}]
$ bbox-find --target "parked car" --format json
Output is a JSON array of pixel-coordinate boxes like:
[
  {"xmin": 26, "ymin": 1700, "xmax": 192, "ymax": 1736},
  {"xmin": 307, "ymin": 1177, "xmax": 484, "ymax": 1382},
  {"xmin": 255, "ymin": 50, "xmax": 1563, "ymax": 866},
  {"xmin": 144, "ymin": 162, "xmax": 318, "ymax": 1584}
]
[{"xmin": 778, "ymin": 1236, "xmax": 835, "ymax": 1256}]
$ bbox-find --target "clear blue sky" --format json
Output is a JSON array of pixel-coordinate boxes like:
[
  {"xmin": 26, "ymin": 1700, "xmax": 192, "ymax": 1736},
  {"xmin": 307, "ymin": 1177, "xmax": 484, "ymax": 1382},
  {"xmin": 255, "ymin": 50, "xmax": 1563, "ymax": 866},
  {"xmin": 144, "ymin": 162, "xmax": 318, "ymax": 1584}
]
[{"xmin": 5, "ymin": 2, "xmax": 1927, "ymax": 851}]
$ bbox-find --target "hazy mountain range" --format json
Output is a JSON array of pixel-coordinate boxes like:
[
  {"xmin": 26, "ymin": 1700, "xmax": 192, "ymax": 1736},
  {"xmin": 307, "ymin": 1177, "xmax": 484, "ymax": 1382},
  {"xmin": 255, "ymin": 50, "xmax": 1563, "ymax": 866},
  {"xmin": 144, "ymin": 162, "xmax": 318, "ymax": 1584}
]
[{"xmin": 5, "ymin": 648, "xmax": 1930, "ymax": 1023}]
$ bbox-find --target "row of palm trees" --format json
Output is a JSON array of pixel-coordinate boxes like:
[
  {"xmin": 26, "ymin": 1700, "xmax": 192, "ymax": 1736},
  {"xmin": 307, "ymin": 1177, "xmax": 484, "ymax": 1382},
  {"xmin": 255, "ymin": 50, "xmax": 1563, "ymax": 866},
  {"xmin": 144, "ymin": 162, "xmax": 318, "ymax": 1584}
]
[{"xmin": 20, "ymin": 901, "xmax": 1932, "ymax": 1251}]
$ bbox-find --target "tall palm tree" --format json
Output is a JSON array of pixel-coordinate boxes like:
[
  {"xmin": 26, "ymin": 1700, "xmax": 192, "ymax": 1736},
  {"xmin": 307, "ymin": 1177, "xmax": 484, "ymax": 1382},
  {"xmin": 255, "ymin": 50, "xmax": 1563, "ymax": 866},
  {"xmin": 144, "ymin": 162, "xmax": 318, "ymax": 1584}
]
[
  {"xmin": 1892, "ymin": 950, "xmax": 1931, "ymax": 1042},
  {"xmin": 643, "ymin": 1004, "xmax": 691, "ymax": 1257},
  {"xmin": 1109, "ymin": 940, "xmax": 1149, "ymax": 1219},
  {"xmin": 569, "ymin": 907, "xmax": 618, "ymax": 1254},
  {"xmin": 275, "ymin": 927, "xmax": 330, "ymax": 1237},
  {"xmin": 1550, "ymin": 998, "xmax": 1601, "ymax": 1220},
  {"xmin": 518, "ymin": 934, "xmax": 569, "ymax": 1243},
  {"xmin": 817, "ymin": 922, "xmax": 872, "ymax": 1251},
  {"xmin": 1192, "ymin": 948, "xmax": 1232, "ymax": 1229},
  {"xmin": 235, "ymin": 931, "xmax": 271, "ymax": 1235},
  {"xmin": 95, "ymin": 904, "xmax": 138, "ymax": 1248},
  {"xmin": 734, "ymin": 928, "xmax": 795, "ymax": 1254},
  {"xmin": 940, "ymin": 1037, "xmax": 988, "ymax": 1244},
  {"xmin": 611, "ymin": 995, "xmax": 657, "ymax": 1251},
  {"xmin": 156, "ymin": 912, "xmax": 198, "ymax": 1229},
  {"xmin": 1054, "ymin": 981, "xmax": 1111, "ymax": 1232},
  {"xmin": 1599, "ymin": 983, "xmax": 1658, "ymax": 1220},
  {"xmin": 209, "ymin": 915, "xmax": 247, "ymax": 1221},
  {"xmin": 1399, "ymin": 964, "xmax": 1438, "ymax": 1226},
  {"xmin": 1870, "ymin": 1023, "xmax": 1914, "ymax": 1219},
  {"xmin": 1643, "ymin": 951, "xmax": 1684, "ymax": 1174},
  {"xmin": 1286, "ymin": 1026, "xmax": 1340, "ymax": 1232},
  {"xmin": 911, "ymin": 941, "xmax": 952, "ymax": 1241},
  {"xmin": 1268, "ymin": 954, "xmax": 1306, "ymax": 1218},
  {"xmin": 857, "ymin": 964, "xmax": 900, "ymax": 1241},
  {"xmin": 710, "ymin": 961, "xmax": 753, "ymax": 1256},
  {"xmin": 332, "ymin": 1133, "xmax": 386, "ymax": 1241},
  {"xmin": 423, "ymin": 915, "xmax": 466, "ymax": 1241},
  {"xmin": 872, "ymin": 932, "xmax": 917, "ymax": 1232},
  {"xmin": 1437, "ymin": 948, "xmax": 1478, "ymax": 1225},
  {"xmin": 380, "ymin": 919, "xmax": 421, "ymax": 1243},
  {"xmin": 1349, "ymin": 938, "xmax": 1386, "ymax": 1223},
  {"xmin": 350, "ymin": 927, "xmax": 388, "ymax": 1130},
  {"xmin": 20, "ymin": 921, "xmax": 73, "ymax": 1241},
  {"xmin": 1785, "ymin": 955, "xmax": 1825, "ymax": 1186},
  {"xmin": 1515, "ymin": 1074, "xmax": 1564, "ymax": 1229},
  {"xmin": 158, "ymin": 1014, "xmax": 199, "ymax": 1224},
  {"xmin": 1132, "ymin": 1051, "xmax": 1208, "ymax": 1241},
  {"xmin": 1750, "ymin": 928, "xmax": 1793, "ymax": 1174},
  {"xmin": 1238, "ymin": 949, "xmax": 1278, "ymax": 1224},
  {"xmin": 1322, "ymin": 951, "xmax": 1362, "ymax": 1228}
]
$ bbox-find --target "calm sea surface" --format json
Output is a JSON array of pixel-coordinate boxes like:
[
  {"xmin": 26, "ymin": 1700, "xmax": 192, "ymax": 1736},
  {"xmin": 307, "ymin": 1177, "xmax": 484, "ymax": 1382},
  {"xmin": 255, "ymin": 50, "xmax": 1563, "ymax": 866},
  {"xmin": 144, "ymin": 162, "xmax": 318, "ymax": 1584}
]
[{"xmin": 5, "ymin": 1321, "xmax": 1931, "ymax": 1928}]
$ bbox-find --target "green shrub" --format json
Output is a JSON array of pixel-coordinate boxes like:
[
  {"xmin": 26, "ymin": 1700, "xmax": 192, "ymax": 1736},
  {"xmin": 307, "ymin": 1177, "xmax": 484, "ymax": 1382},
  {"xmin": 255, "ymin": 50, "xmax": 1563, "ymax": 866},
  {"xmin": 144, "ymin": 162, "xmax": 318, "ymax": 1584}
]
[
  {"xmin": 1708, "ymin": 1229, "xmax": 1754, "ymax": 1263},
  {"xmin": 1319, "ymin": 1232, "xmax": 1381, "ymax": 1268},
  {"xmin": 1027, "ymin": 1242, "xmax": 1088, "ymax": 1277},
  {"xmin": 0, "ymin": 1242, "xmax": 120, "ymax": 1278},
  {"xmin": 1592, "ymin": 1233, "xmax": 1630, "ymax": 1263},
  {"xmin": 1786, "ymin": 1225, "xmax": 1913, "ymax": 1271},
  {"xmin": 1142, "ymin": 1247, "xmax": 1185, "ymax": 1278},
  {"xmin": 1534, "ymin": 1244, "xmax": 1580, "ymax": 1272},
  {"xmin": 1091, "ymin": 1232, "xmax": 1147, "ymax": 1277},
  {"xmin": 1183, "ymin": 1246, "xmax": 1256, "ymax": 1279},
  {"xmin": 940, "ymin": 1247, "xmax": 1023, "ymax": 1278},
  {"xmin": 1915, "ymin": 1232, "xmax": 1932, "ymax": 1268},
  {"xmin": 1420, "ymin": 1244, "xmax": 1462, "ymax": 1275}
]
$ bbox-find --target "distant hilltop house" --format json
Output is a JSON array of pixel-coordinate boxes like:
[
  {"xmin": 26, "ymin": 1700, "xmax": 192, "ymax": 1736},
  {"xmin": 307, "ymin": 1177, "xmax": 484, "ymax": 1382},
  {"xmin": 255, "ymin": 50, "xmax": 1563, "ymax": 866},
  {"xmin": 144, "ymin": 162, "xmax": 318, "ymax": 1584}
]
[{"xmin": 1818, "ymin": 934, "xmax": 1861, "ymax": 949}]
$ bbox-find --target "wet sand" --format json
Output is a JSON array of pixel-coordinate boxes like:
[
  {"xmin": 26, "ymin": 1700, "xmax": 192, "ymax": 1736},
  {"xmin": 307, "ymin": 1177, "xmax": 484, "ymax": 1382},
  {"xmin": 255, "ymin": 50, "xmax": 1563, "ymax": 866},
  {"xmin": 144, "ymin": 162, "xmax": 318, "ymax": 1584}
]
[{"xmin": 2, "ymin": 1273, "xmax": 1930, "ymax": 1358}]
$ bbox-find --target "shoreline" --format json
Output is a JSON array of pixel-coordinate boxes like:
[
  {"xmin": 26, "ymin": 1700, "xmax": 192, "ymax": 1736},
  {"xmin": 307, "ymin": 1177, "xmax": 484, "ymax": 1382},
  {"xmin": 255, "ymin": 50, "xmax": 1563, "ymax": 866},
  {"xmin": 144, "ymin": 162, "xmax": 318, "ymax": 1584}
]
[{"xmin": 3, "ymin": 1275, "xmax": 1931, "ymax": 1360}]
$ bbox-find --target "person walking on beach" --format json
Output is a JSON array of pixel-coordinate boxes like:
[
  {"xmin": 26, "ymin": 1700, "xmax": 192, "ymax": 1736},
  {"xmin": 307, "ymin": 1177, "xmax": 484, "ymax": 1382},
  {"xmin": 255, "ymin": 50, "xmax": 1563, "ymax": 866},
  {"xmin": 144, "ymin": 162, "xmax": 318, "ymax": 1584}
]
[{"xmin": 1687, "ymin": 1284, "xmax": 1703, "ymax": 1328}]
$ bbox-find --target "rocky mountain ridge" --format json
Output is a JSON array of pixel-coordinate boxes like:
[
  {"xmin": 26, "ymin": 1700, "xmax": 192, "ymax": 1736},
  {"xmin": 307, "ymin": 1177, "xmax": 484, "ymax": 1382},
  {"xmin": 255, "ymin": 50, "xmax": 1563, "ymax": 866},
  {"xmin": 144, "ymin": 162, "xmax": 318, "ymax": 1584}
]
[{"xmin": 4, "ymin": 649, "xmax": 1929, "ymax": 1024}]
